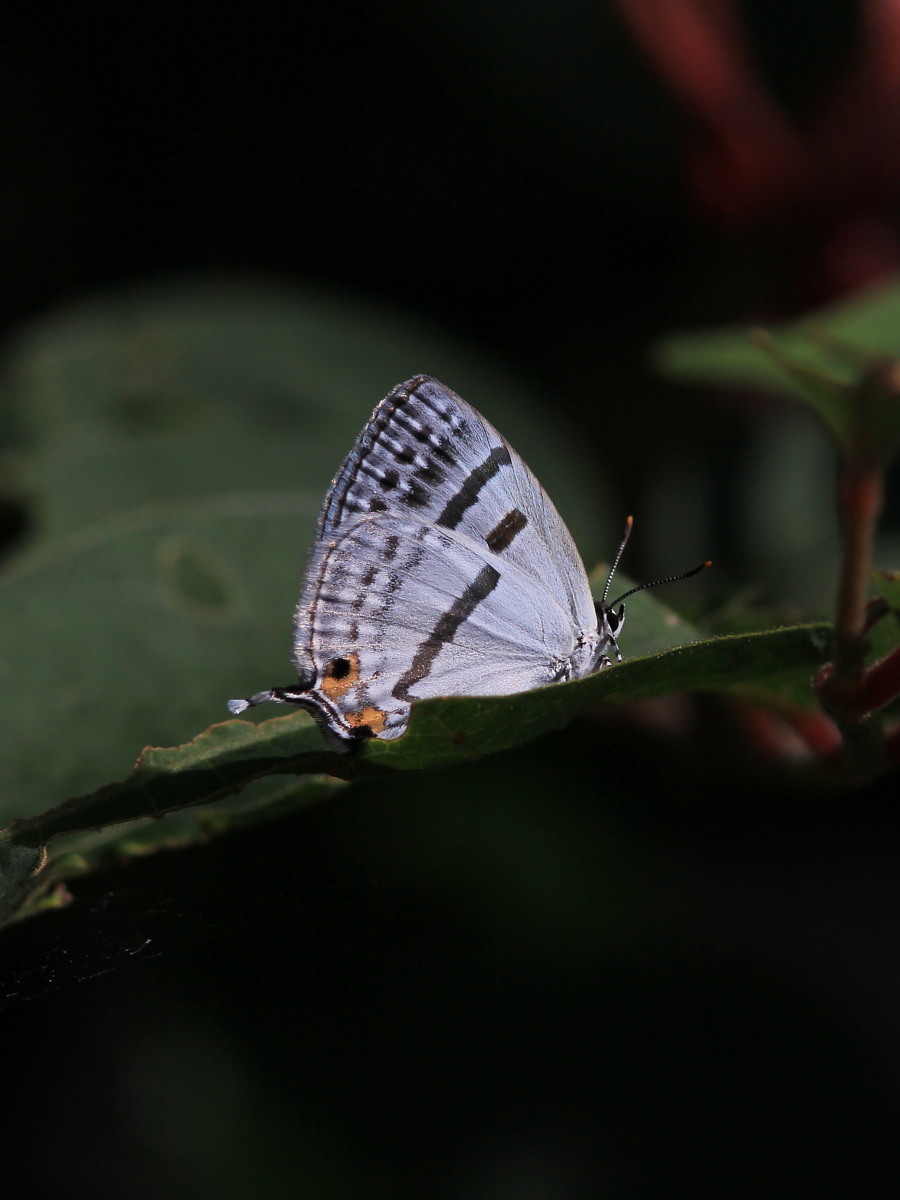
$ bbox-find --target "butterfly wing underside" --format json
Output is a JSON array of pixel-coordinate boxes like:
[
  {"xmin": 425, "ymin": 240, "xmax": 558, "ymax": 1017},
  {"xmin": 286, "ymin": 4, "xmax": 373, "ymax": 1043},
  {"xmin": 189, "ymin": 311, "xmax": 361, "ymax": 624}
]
[
  {"xmin": 314, "ymin": 376, "xmax": 595, "ymax": 630},
  {"xmin": 290, "ymin": 376, "xmax": 600, "ymax": 740}
]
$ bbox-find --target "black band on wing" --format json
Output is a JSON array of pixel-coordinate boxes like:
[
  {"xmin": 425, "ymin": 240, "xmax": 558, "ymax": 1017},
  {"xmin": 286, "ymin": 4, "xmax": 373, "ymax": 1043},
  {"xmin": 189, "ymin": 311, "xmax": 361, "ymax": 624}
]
[
  {"xmin": 392, "ymin": 563, "xmax": 501, "ymax": 701},
  {"xmin": 485, "ymin": 508, "xmax": 528, "ymax": 552},
  {"xmin": 436, "ymin": 445, "xmax": 512, "ymax": 530}
]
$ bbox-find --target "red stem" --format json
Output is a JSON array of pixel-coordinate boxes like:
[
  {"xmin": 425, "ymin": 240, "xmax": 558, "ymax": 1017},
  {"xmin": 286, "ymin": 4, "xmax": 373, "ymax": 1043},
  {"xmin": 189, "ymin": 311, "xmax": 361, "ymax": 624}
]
[
  {"xmin": 832, "ymin": 461, "xmax": 883, "ymax": 698},
  {"xmin": 858, "ymin": 644, "xmax": 900, "ymax": 713}
]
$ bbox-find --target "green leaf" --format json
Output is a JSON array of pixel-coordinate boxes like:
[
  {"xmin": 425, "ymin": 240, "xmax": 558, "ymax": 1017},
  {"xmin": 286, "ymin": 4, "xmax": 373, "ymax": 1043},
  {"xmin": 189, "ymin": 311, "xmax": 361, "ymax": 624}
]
[
  {"xmin": 363, "ymin": 623, "xmax": 831, "ymax": 769},
  {"xmin": 868, "ymin": 568, "xmax": 900, "ymax": 666},
  {"xmin": 2, "ymin": 622, "xmax": 829, "ymax": 847},
  {"xmin": 4, "ymin": 718, "xmax": 337, "ymax": 847},
  {"xmin": 872, "ymin": 567, "xmax": 900, "ymax": 615},
  {"xmin": 0, "ymin": 500, "xmax": 321, "ymax": 825},
  {"xmin": 3, "ymin": 767, "xmax": 342, "ymax": 926},
  {"xmin": 653, "ymin": 276, "xmax": 900, "ymax": 459},
  {"xmin": 0, "ymin": 842, "xmax": 45, "ymax": 924},
  {"xmin": 3, "ymin": 276, "xmax": 607, "ymax": 551},
  {"xmin": 0, "ymin": 619, "xmax": 829, "ymax": 924}
]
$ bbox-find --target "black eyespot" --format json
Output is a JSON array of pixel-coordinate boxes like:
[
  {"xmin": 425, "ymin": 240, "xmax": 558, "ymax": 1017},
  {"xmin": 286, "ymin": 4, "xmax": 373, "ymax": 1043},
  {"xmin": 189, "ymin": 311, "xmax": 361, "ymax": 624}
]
[
  {"xmin": 379, "ymin": 470, "xmax": 400, "ymax": 491},
  {"xmin": 329, "ymin": 657, "xmax": 351, "ymax": 680}
]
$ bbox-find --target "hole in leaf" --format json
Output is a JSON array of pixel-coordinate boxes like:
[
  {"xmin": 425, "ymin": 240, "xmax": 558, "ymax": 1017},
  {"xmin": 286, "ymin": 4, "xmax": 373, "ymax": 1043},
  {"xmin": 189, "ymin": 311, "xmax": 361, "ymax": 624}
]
[{"xmin": 156, "ymin": 535, "xmax": 241, "ymax": 623}]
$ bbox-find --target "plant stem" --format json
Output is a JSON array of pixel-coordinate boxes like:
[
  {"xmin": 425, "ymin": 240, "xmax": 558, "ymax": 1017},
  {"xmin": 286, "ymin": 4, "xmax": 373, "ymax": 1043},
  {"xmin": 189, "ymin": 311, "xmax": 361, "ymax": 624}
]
[
  {"xmin": 824, "ymin": 453, "xmax": 886, "ymax": 773},
  {"xmin": 833, "ymin": 461, "xmax": 882, "ymax": 695}
]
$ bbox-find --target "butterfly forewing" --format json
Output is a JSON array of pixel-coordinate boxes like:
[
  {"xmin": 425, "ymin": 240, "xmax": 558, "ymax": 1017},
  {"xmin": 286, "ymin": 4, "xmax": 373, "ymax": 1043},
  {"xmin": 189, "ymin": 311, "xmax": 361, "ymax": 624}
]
[{"xmin": 315, "ymin": 376, "xmax": 596, "ymax": 633}]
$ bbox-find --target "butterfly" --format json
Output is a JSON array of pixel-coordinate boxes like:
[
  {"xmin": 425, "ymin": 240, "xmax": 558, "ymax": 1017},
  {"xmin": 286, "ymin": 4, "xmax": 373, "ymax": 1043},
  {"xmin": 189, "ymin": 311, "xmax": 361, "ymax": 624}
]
[{"xmin": 227, "ymin": 375, "xmax": 707, "ymax": 743}]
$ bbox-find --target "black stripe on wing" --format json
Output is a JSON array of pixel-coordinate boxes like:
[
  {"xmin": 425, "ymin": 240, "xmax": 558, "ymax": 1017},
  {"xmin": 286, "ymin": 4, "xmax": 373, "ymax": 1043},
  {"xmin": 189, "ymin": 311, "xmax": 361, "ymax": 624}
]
[
  {"xmin": 317, "ymin": 376, "xmax": 505, "ymax": 536},
  {"xmin": 435, "ymin": 446, "xmax": 512, "ymax": 530},
  {"xmin": 485, "ymin": 508, "xmax": 528, "ymax": 552},
  {"xmin": 392, "ymin": 563, "xmax": 501, "ymax": 701}
]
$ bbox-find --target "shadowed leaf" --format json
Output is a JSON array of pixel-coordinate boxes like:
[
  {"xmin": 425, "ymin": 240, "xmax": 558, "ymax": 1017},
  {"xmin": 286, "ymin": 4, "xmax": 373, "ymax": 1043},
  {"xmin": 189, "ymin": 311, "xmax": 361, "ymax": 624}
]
[{"xmin": 654, "ymin": 276, "xmax": 900, "ymax": 459}]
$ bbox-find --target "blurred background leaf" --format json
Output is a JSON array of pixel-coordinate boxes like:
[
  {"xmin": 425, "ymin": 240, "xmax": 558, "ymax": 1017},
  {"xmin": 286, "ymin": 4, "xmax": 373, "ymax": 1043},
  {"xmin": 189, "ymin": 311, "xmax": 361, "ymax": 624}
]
[
  {"xmin": 1, "ymin": 278, "xmax": 607, "ymax": 549},
  {"xmin": 654, "ymin": 280, "xmax": 900, "ymax": 456}
]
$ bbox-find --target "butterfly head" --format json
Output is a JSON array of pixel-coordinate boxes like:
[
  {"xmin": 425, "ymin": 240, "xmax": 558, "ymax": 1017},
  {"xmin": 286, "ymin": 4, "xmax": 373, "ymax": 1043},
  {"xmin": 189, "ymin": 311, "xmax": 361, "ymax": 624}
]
[
  {"xmin": 593, "ymin": 516, "xmax": 710, "ymax": 670},
  {"xmin": 594, "ymin": 598, "xmax": 626, "ymax": 666}
]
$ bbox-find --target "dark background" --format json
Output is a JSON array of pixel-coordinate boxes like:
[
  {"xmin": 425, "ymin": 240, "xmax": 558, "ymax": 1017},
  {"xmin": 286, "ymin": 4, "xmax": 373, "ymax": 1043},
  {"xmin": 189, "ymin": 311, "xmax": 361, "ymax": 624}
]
[{"xmin": 5, "ymin": 3, "xmax": 900, "ymax": 1196}]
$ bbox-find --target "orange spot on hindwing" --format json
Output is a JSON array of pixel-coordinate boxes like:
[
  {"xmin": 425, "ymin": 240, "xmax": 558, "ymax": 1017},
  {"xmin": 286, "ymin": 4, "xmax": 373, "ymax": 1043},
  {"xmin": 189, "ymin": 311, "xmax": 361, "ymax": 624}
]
[
  {"xmin": 344, "ymin": 706, "xmax": 388, "ymax": 736},
  {"xmin": 319, "ymin": 652, "xmax": 361, "ymax": 701},
  {"xmin": 318, "ymin": 653, "xmax": 388, "ymax": 736}
]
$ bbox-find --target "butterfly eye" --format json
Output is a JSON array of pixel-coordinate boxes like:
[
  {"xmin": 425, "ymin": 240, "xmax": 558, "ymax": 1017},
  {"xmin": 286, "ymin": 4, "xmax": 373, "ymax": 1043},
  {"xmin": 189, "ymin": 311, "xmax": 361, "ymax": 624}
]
[{"xmin": 596, "ymin": 600, "xmax": 624, "ymax": 636}]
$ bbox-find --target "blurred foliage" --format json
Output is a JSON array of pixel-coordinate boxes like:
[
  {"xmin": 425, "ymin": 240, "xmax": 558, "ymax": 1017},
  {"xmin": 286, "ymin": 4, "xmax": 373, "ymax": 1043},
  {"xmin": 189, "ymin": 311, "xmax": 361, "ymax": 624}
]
[
  {"xmin": 655, "ymin": 278, "xmax": 900, "ymax": 459},
  {"xmin": 0, "ymin": 277, "xmax": 839, "ymax": 926}
]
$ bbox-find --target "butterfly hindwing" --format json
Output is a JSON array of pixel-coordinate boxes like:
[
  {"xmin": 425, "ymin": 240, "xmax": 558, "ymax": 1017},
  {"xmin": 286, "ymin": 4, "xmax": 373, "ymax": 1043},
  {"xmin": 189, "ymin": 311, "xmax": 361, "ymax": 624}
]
[{"xmin": 293, "ymin": 515, "xmax": 594, "ymax": 740}]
